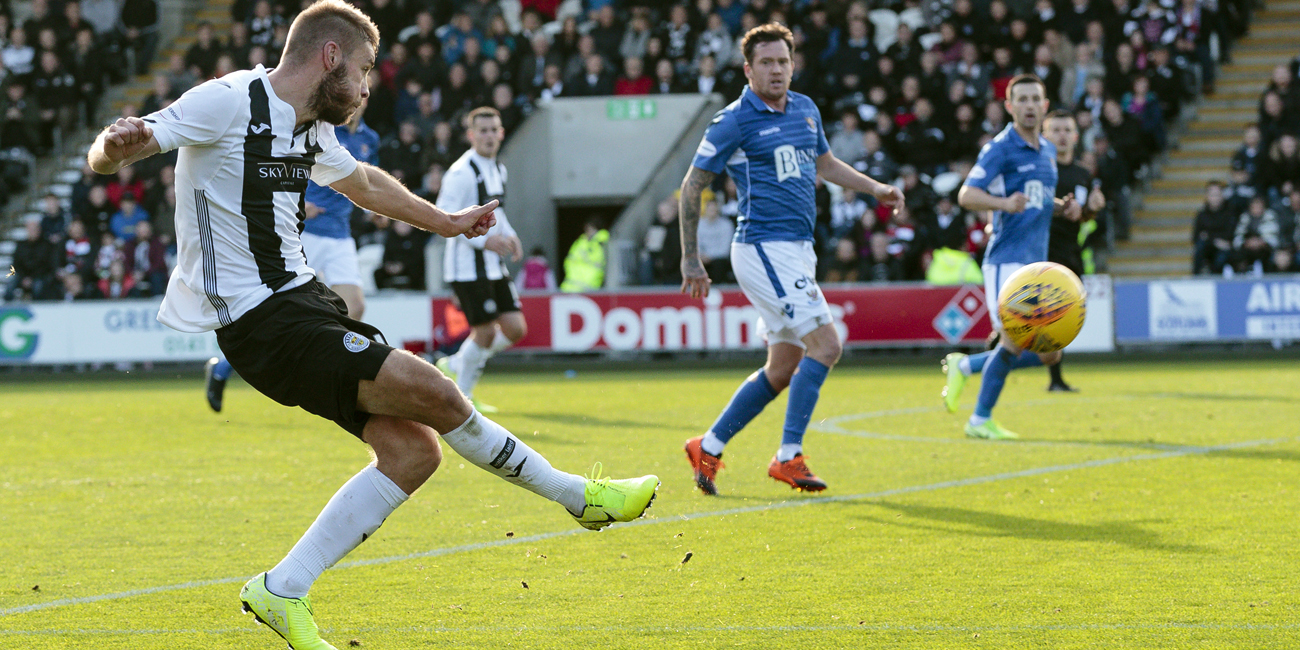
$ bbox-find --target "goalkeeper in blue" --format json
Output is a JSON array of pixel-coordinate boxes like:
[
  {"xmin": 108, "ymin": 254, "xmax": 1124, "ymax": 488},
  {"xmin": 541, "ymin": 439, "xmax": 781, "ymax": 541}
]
[{"xmin": 942, "ymin": 74, "xmax": 1080, "ymax": 440}]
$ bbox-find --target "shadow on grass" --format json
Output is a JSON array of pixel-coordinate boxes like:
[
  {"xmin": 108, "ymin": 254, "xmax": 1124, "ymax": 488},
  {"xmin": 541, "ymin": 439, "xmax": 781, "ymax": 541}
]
[
  {"xmin": 1204, "ymin": 447, "xmax": 1300, "ymax": 463},
  {"xmin": 508, "ymin": 412, "xmax": 692, "ymax": 431},
  {"xmin": 856, "ymin": 501, "xmax": 1207, "ymax": 553}
]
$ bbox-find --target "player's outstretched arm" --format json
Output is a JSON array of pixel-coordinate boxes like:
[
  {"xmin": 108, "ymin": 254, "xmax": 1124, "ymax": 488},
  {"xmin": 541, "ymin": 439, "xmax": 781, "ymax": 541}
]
[
  {"xmin": 958, "ymin": 185, "xmax": 1025, "ymax": 214},
  {"xmin": 678, "ymin": 165, "xmax": 714, "ymax": 299},
  {"xmin": 88, "ymin": 117, "xmax": 162, "ymax": 175},
  {"xmin": 815, "ymin": 152, "xmax": 904, "ymax": 212},
  {"xmin": 332, "ymin": 162, "xmax": 496, "ymax": 238}
]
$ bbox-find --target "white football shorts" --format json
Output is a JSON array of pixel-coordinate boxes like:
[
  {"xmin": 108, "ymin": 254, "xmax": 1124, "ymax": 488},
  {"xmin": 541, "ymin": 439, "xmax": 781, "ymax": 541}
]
[
  {"xmin": 731, "ymin": 240, "xmax": 833, "ymax": 348},
  {"xmin": 983, "ymin": 262, "xmax": 1026, "ymax": 330},
  {"xmin": 301, "ymin": 231, "xmax": 364, "ymax": 288}
]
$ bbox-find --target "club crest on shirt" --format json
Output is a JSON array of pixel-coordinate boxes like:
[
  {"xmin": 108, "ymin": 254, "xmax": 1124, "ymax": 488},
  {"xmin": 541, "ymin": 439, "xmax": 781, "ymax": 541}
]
[
  {"xmin": 343, "ymin": 332, "xmax": 370, "ymax": 353},
  {"xmin": 805, "ymin": 117, "xmax": 816, "ymax": 133}
]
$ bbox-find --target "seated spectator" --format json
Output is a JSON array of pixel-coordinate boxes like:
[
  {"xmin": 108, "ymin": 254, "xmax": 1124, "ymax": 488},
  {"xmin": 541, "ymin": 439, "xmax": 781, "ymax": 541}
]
[
  {"xmin": 1123, "ymin": 76, "xmax": 1165, "ymax": 154},
  {"xmin": 79, "ymin": 184, "xmax": 115, "ymax": 239},
  {"xmin": 518, "ymin": 246, "xmax": 557, "ymax": 291},
  {"xmin": 121, "ymin": 0, "xmax": 159, "ymax": 76},
  {"xmin": 125, "ymin": 220, "xmax": 168, "ymax": 296},
  {"xmin": 1224, "ymin": 163, "xmax": 1258, "ymax": 217},
  {"xmin": 538, "ymin": 63, "xmax": 565, "ymax": 102},
  {"xmin": 1101, "ymin": 99, "xmax": 1149, "ymax": 169},
  {"xmin": 652, "ymin": 58, "xmax": 685, "ymax": 94},
  {"xmin": 374, "ymin": 219, "xmax": 429, "ymax": 290},
  {"xmin": 829, "ymin": 189, "xmax": 868, "ymax": 244},
  {"xmin": 1260, "ymin": 134, "xmax": 1300, "ymax": 196},
  {"xmin": 860, "ymin": 230, "xmax": 903, "ymax": 282},
  {"xmin": 247, "ymin": 0, "xmax": 283, "ymax": 49},
  {"xmin": 69, "ymin": 27, "xmax": 105, "ymax": 127},
  {"xmin": 1232, "ymin": 124, "xmax": 1263, "ymax": 186},
  {"xmin": 5, "ymin": 218, "xmax": 59, "ymax": 301},
  {"xmin": 98, "ymin": 259, "xmax": 144, "ymax": 299},
  {"xmin": 697, "ymin": 199, "xmax": 734, "ymax": 283},
  {"xmin": 567, "ymin": 54, "xmax": 614, "ymax": 96},
  {"xmin": 824, "ymin": 237, "xmax": 859, "ymax": 282},
  {"xmin": 62, "ymin": 219, "xmax": 95, "ymax": 281},
  {"xmin": 110, "ymin": 194, "xmax": 150, "ymax": 242},
  {"xmin": 620, "ymin": 13, "xmax": 652, "ymax": 64},
  {"xmin": 926, "ymin": 195, "xmax": 970, "ymax": 251},
  {"xmin": 615, "ymin": 57, "xmax": 653, "ymax": 95},
  {"xmin": 854, "ymin": 129, "xmax": 898, "ymax": 182},
  {"xmin": 1258, "ymin": 91, "xmax": 1297, "ymax": 151},
  {"xmin": 695, "ymin": 13, "xmax": 734, "ymax": 69},
  {"xmin": 59, "ymin": 271, "xmax": 99, "ymax": 301},
  {"xmin": 38, "ymin": 192, "xmax": 70, "ymax": 242},
  {"xmin": 185, "ymin": 21, "xmax": 222, "ymax": 79},
  {"xmin": 1148, "ymin": 46, "xmax": 1193, "ymax": 119},
  {"xmin": 1, "ymin": 81, "xmax": 41, "ymax": 155},
  {"xmin": 1233, "ymin": 195, "xmax": 1280, "ymax": 274},
  {"xmin": 3, "ymin": 28, "xmax": 35, "ymax": 83},
  {"xmin": 379, "ymin": 122, "xmax": 427, "ymax": 187},
  {"xmin": 643, "ymin": 197, "xmax": 681, "ymax": 285},
  {"xmin": 1192, "ymin": 180, "xmax": 1235, "ymax": 275},
  {"xmin": 106, "ymin": 166, "xmax": 146, "ymax": 209},
  {"xmin": 140, "ymin": 75, "xmax": 174, "ymax": 117}
]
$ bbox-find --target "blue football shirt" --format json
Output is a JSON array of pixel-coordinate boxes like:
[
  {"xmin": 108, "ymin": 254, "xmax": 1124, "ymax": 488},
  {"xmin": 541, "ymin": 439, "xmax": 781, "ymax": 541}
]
[
  {"xmin": 303, "ymin": 119, "xmax": 381, "ymax": 239},
  {"xmin": 691, "ymin": 86, "xmax": 830, "ymax": 244},
  {"xmin": 962, "ymin": 124, "xmax": 1058, "ymax": 265}
]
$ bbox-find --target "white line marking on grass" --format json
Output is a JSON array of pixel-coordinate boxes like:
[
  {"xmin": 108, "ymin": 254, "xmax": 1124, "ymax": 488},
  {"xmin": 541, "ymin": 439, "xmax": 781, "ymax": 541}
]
[
  {"xmin": 4, "ymin": 622, "xmax": 1300, "ymax": 636},
  {"xmin": 1, "ymin": 436, "xmax": 1288, "ymax": 619}
]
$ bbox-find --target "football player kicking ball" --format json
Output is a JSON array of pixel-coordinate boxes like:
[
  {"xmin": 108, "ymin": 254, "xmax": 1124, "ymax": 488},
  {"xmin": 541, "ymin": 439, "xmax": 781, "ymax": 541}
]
[
  {"xmin": 679, "ymin": 23, "xmax": 903, "ymax": 495},
  {"xmin": 88, "ymin": 3, "xmax": 658, "ymax": 649},
  {"xmin": 941, "ymin": 74, "xmax": 1079, "ymax": 440}
]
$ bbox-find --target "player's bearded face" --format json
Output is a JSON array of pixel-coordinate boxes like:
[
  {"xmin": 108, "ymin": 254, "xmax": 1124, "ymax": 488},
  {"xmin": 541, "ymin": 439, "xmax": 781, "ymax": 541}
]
[
  {"xmin": 309, "ymin": 60, "xmax": 360, "ymax": 126},
  {"xmin": 745, "ymin": 40, "xmax": 792, "ymax": 102}
]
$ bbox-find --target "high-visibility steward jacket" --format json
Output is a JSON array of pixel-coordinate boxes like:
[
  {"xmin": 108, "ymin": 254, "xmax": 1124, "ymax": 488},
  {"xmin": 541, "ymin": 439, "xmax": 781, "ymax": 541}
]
[
  {"xmin": 925, "ymin": 247, "xmax": 984, "ymax": 285},
  {"xmin": 560, "ymin": 229, "xmax": 610, "ymax": 292}
]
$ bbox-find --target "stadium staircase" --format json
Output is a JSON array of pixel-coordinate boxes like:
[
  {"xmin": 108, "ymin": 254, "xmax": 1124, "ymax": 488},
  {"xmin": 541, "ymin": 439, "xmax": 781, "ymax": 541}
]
[
  {"xmin": 1112, "ymin": 0, "xmax": 1300, "ymax": 278},
  {"xmin": 0, "ymin": 0, "xmax": 231, "ymax": 274}
]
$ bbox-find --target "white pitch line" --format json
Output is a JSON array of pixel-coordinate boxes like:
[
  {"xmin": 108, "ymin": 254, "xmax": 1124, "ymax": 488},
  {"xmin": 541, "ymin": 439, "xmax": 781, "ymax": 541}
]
[
  {"xmin": 2, "ymin": 435, "xmax": 1288, "ymax": 619},
  {"xmin": 4, "ymin": 622, "xmax": 1299, "ymax": 636}
]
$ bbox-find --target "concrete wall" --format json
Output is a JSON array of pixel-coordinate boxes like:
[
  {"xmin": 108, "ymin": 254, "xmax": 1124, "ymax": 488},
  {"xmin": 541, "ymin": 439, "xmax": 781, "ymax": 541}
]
[{"xmin": 498, "ymin": 94, "xmax": 717, "ymax": 274}]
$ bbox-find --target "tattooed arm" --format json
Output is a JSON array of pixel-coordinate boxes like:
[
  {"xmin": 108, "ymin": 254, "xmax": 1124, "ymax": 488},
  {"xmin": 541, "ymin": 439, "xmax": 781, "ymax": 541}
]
[{"xmin": 679, "ymin": 165, "xmax": 716, "ymax": 299}]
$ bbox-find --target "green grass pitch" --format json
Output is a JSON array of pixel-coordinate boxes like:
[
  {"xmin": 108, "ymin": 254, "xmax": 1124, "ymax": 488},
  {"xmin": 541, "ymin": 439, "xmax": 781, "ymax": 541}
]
[{"xmin": 1, "ymin": 357, "xmax": 1297, "ymax": 649}]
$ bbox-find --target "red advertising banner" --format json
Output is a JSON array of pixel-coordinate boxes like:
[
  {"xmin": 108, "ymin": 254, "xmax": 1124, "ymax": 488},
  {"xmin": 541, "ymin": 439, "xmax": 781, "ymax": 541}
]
[{"xmin": 432, "ymin": 284, "xmax": 995, "ymax": 352}]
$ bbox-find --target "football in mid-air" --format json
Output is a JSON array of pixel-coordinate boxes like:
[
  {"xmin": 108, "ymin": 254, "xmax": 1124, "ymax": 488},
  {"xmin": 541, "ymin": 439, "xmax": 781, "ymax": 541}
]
[{"xmin": 997, "ymin": 262, "xmax": 1087, "ymax": 354}]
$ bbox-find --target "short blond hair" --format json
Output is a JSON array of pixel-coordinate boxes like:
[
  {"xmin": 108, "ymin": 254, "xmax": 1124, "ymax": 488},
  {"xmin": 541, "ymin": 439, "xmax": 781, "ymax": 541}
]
[{"xmin": 281, "ymin": 0, "xmax": 380, "ymax": 67}]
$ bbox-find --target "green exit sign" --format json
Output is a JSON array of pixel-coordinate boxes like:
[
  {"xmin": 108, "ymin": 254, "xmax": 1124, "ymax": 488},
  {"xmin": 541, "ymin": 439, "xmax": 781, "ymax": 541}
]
[{"xmin": 607, "ymin": 99, "xmax": 657, "ymax": 120}]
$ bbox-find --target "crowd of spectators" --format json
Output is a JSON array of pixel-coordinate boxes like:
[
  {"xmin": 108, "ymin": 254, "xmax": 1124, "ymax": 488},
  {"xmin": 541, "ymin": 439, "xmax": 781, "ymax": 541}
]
[
  {"xmin": 4, "ymin": 0, "xmax": 1257, "ymax": 300},
  {"xmin": 639, "ymin": 0, "xmax": 1245, "ymax": 285},
  {"xmin": 1193, "ymin": 63, "xmax": 1300, "ymax": 276}
]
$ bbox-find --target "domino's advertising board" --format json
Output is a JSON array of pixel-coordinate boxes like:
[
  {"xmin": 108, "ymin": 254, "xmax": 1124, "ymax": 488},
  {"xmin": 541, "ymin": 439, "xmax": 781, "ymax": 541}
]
[{"xmin": 1114, "ymin": 276, "xmax": 1300, "ymax": 343}]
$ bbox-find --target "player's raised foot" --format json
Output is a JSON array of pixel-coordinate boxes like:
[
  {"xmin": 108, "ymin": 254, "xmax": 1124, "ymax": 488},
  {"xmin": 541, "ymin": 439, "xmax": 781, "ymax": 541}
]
[
  {"xmin": 204, "ymin": 357, "xmax": 225, "ymax": 413},
  {"xmin": 767, "ymin": 454, "xmax": 827, "ymax": 492},
  {"xmin": 683, "ymin": 436, "xmax": 724, "ymax": 495},
  {"xmin": 434, "ymin": 355, "xmax": 458, "ymax": 383},
  {"xmin": 964, "ymin": 419, "xmax": 1019, "ymax": 440},
  {"xmin": 941, "ymin": 352, "xmax": 968, "ymax": 413},
  {"xmin": 1047, "ymin": 381, "xmax": 1079, "ymax": 393},
  {"xmin": 240, "ymin": 572, "xmax": 337, "ymax": 650},
  {"xmin": 572, "ymin": 463, "xmax": 659, "ymax": 531},
  {"xmin": 471, "ymin": 398, "xmax": 499, "ymax": 414}
]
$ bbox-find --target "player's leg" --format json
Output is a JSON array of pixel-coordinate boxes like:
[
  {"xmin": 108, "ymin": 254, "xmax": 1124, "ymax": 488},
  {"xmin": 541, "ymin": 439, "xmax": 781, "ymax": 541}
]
[
  {"xmin": 330, "ymin": 283, "xmax": 365, "ymax": 320},
  {"xmin": 944, "ymin": 262, "xmax": 1041, "ymax": 414},
  {"xmin": 960, "ymin": 263, "xmax": 1028, "ymax": 439},
  {"xmin": 358, "ymin": 350, "xmax": 658, "ymax": 530},
  {"xmin": 767, "ymin": 323, "xmax": 837, "ymax": 492},
  {"xmin": 451, "ymin": 309, "xmax": 527, "ymax": 405},
  {"xmin": 243, "ymin": 415, "xmax": 430, "ymax": 650},
  {"xmin": 686, "ymin": 341, "xmax": 798, "ymax": 494},
  {"xmin": 204, "ymin": 356, "xmax": 234, "ymax": 412}
]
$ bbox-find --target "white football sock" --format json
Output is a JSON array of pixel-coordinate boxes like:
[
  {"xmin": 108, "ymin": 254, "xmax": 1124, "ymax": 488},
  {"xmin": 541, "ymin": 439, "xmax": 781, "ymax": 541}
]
[
  {"xmin": 701, "ymin": 431, "xmax": 726, "ymax": 456},
  {"xmin": 441, "ymin": 411, "xmax": 587, "ymax": 515},
  {"xmin": 776, "ymin": 443, "xmax": 802, "ymax": 462},
  {"xmin": 454, "ymin": 339, "xmax": 488, "ymax": 398},
  {"xmin": 265, "ymin": 466, "xmax": 408, "ymax": 598},
  {"xmin": 968, "ymin": 414, "xmax": 989, "ymax": 427},
  {"xmin": 958, "ymin": 355, "xmax": 973, "ymax": 375},
  {"xmin": 489, "ymin": 330, "xmax": 512, "ymax": 354}
]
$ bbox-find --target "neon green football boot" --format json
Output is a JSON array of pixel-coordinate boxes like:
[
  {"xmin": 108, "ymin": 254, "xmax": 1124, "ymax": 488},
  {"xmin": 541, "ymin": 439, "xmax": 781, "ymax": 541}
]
[
  {"xmin": 964, "ymin": 419, "xmax": 1019, "ymax": 440},
  {"xmin": 436, "ymin": 356, "xmax": 498, "ymax": 413},
  {"xmin": 572, "ymin": 463, "xmax": 660, "ymax": 531},
  {"xmin": 941, "ymin": 352, "xmax": 969, "ymax": 413},
  {"xmin": 240, "ymin": 573, "xmax": 337, "ymax": 650}
]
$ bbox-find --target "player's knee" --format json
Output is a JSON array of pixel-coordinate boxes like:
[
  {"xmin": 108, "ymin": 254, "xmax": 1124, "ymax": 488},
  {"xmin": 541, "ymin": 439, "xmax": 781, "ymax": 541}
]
[
  {"xmin": 764, "ymin": 366, "xmax": 795, "ymax": 391},
  {"xmin": 807, "ymin": 336, "xmax": 842, "ymax": 367},
  {"xmin": 503, "ymin": 320, "xmax": 527, "ymax": 342}
]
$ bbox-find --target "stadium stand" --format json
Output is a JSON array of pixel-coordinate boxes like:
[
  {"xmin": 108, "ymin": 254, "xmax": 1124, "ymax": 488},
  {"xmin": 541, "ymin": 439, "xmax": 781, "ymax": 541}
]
[{"xmin": 0, "ymin": 0, "xmax": 1269, "ymax": 301}]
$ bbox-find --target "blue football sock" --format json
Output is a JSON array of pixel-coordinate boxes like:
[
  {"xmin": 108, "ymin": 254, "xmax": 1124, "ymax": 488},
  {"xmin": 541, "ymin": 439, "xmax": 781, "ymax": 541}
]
[
  {"xmin": 966, "ymin": 351, "xmax": 992, "ymax": 374},
  {"xmin": 973, "ymin": 346, "xmax": 1015, "ymax": 420},
  {"xmin": 1014, "ymin": 350, "xmax": 1044, "ymax": 369},
  {"xmin": 968, "ymin": 350, "xmax": 1041, "ymax": 375},
  {"xmin": 709, "ymin": 369, "xmax": 779, "ymax": 445},
  {"xmin": 212, "ymin": 358, "xmax": 233, "ymax": 382},
  {"xmin": 782, "ymin": 357, "xmax": 831, "ymax": 447}
]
